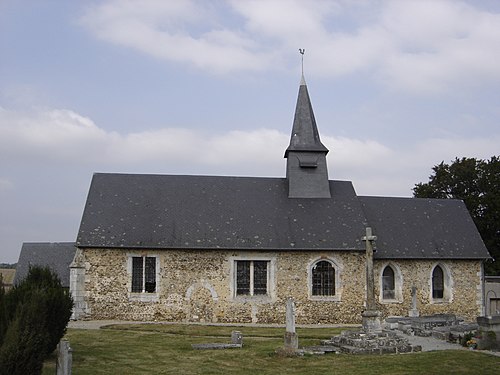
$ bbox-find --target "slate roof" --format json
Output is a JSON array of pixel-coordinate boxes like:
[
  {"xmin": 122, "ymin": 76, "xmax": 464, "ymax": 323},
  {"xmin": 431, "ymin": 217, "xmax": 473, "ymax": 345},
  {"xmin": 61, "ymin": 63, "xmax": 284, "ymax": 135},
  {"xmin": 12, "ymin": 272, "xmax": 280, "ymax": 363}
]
[
  {"xmin": 75, "ymin": 77, "xmax": 490, "ymax": 261},
  {"xmin": 360, "ymin": 196, "xmax": 491, "ymax": 259},
  {"xmin": 14, "ymin": 242, "xmax": 76, "ymax": 288},
  {"xmin": 284, "ymin": 78, "xmax": 329, "ymax": 158},
  {"xmin": 76, "ymin": 174, "xmax": 491, "ymax": 260},
  {"xmin": 77, "ymin": 173, "xmax": 367, "ymax": 251}
]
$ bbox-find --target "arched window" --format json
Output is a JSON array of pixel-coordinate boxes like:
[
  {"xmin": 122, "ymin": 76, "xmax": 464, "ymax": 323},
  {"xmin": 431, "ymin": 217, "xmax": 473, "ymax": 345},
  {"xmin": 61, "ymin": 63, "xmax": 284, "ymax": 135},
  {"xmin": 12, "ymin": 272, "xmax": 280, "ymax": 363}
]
[
  {"xmin": 312, "ymin": 261, "xmax": 335, "ymax": 296},
  {"xmin": 379, "ymin": 262, "xmax": 403, "ymax": 303},
  {"xmin": 382, "ymin": 265, "xmax": 395, "ymax": 300},
  {"xmin": 432, "ymin": 265, "xmax": 444, "ymax": 299}
]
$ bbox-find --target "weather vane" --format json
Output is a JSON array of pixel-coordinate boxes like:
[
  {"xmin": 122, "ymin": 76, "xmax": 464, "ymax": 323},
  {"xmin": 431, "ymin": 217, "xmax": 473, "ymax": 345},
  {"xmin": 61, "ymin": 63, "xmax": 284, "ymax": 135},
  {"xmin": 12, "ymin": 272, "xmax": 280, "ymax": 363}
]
[{"xmin": 299, "ymin": 48, "xmax": 305, "ymax": 75}]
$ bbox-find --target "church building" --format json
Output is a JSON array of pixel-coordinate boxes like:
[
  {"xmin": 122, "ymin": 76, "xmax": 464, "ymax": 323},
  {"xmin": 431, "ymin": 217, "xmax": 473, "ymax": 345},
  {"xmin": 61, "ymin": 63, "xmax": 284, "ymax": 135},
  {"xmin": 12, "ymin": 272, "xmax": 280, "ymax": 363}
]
[{"xmin": 70, "ymin": 75, "xmax": 490, "ymax": 324}]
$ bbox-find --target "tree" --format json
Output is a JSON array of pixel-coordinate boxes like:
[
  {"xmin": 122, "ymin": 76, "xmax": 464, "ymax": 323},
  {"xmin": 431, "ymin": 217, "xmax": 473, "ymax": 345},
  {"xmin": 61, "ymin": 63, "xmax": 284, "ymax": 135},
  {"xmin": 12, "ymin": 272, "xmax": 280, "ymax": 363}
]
[
  {"xmin": 0, "ymin": 266, "xmax": 73, "ymax": 374},
  {"xmin": 0, "ymin": 290, "xmax": 50, "ymax": 375},
  {"xmin": 413, "ymin": 156, "xmax": 500, "ymax": 275}
]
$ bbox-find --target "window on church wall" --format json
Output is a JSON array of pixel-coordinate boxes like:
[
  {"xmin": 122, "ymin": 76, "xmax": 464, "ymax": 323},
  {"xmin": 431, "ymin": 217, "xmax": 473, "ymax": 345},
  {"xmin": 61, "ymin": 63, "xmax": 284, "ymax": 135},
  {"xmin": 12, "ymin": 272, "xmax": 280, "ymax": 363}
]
[
  {"xmin": 131, "ymin": 256, "xmax": 156, "ymax": 293},
  {"xmin": 379, "ymin": 263, "xmax": 403, "ymax": 304},
  {"xmin": 432, "ymin": 265, "xmax": 444, "ymax": 299},
  {"xmin": 382, "ymin": 266, "xmax": 395, "ymax": 300},
  {"xmin": 236, "ymin": 261, "xmax": 250, "ymax": 295},
  {"xmin": 253, "ymin": 261, "xmax": 268, "ymax": 295},
  {"xmin": 144, "ymin": 256, "xmax": 156, "ymax": 292},
  {"xmin": 235, "ymin": 260, "xmax": 269, "ymax": 296},
  {"xmin": 312, "ymin": 260, "xmax": 335, "ymax": 296}
]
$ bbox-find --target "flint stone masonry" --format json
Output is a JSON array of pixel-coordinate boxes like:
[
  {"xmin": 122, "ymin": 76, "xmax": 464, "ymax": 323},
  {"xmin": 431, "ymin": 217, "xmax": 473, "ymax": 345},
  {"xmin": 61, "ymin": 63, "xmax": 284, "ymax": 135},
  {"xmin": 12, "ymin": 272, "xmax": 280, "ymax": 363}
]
[
  {"xmin": 374, "ymin": 259, "xmax": 482, "ymax": 322},
  {"xmin": 76, "ymin": 248, "xmax": 483, "ymax": 324}
]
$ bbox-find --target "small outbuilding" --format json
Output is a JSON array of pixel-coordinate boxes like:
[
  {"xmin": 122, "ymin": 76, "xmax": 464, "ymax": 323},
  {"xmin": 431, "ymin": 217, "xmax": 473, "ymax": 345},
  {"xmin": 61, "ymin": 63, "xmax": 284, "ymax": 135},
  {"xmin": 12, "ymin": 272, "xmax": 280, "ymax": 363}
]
[{"xmin": 15, "ymin": 242, "xmax": 76, "ymax": 289}]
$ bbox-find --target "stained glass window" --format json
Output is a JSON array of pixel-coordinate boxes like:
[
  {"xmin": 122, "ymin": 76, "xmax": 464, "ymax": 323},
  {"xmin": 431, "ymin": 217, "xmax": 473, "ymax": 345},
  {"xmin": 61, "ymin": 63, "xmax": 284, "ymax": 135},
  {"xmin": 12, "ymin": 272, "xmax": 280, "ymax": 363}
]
[
  {"xmin": 432, "ymin": 265, "xmax": 444, "ymax": 299},
  {"xmin": 312, "ymin": 261, "xmax": 335, "ymax": 296},
  {"xmin": 131, "ymin": 256, "xmax": 156, "ymax": 293},
  {"xmin": 382, "ymin": 266, "xmax": 395, "ymax": 299},
  {"xmin": 235, "ymin": 260, "xmax": 268, "ymax": 296}
]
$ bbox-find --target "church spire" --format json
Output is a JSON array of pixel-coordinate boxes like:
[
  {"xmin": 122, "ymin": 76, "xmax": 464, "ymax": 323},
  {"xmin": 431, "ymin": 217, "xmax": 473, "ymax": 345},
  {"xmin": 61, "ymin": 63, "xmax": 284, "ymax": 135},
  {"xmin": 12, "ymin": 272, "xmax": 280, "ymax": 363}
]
[
  {"xmin": 284, "ymin": 77, "xmax": 329, "ymax": 158},
  {"xmin": 284, "ymin": 50, "xmax": 331, "ymax": 198}
]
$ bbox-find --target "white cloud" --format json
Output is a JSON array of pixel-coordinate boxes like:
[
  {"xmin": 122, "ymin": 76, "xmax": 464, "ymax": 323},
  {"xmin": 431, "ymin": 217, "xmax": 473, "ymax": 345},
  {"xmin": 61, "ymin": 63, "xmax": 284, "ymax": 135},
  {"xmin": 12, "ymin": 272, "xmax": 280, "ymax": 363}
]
[
  {"xmin": 229, "ymin": 0, "xmax": 336, "ymax": 41},
  {"xmin": 341, "ymin": 134, "xmax": 500, "ymax": 197},
  {"xmin": 4, "ymin": 105, "xmax": 498, "ymax": 198},
  {"xmin": 0, "ymin": 107, "xmax": 109, "ymax": 162},
  {"xmin": 376, "ymin": 1, "xmax": 500, "ymax": 92},
  {"xmin": 79, "ymin": 0, "xmax": 500, "ymax": 92},
  {"xmin": 0, "ymin": 106, "xmax": 395, "ymax": 180},
  {"xmin": 79, "ymin": 0, "xmax": 276, "ymax": 73},
  {"xmin": 325, "ymin": 135, "xmax": 393, "ymax": 166}
]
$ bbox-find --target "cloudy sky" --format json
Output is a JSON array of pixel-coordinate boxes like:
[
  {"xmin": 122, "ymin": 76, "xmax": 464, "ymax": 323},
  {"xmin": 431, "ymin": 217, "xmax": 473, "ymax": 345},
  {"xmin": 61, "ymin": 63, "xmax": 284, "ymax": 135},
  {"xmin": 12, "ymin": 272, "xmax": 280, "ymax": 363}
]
[{"xmin": 1, "ymin": 0, "xmax": 500, "ymax": 263}]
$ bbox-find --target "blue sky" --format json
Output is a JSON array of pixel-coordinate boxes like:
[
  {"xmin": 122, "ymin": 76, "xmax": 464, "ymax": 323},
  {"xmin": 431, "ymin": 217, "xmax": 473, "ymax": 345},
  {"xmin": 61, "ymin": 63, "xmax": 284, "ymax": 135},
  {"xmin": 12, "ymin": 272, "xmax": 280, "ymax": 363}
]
[{"xmin": 1, "ymin": 0, "xmax": 500, "ymax": 263}]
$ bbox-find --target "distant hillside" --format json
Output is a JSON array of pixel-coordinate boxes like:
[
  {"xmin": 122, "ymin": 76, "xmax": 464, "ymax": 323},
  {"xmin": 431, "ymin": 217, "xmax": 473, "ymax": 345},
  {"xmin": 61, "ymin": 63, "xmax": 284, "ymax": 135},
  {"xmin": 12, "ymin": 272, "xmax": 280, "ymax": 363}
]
[{"xmin": 0, "ymin": 263, "xmax": 16, "ymax": 269}]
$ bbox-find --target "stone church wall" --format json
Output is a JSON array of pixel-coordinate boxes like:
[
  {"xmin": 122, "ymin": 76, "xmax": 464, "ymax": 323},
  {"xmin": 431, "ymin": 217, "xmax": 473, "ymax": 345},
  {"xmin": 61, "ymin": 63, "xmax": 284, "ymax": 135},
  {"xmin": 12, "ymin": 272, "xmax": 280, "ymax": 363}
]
[
  {"xmin": 374, "ymin": 259, "xmax": 482, "ymax": 321},
  {"xmin": 79, "ymin": 248, "xmax": 483, "ymax": 324}
]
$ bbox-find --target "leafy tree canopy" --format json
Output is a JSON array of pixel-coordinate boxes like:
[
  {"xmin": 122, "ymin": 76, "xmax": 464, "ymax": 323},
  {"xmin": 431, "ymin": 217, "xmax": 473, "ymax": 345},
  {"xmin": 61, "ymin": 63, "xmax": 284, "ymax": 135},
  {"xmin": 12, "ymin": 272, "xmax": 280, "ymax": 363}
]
[{"xmin": 413, "ymin": 156, "xmax": 500, "ymax": 275}]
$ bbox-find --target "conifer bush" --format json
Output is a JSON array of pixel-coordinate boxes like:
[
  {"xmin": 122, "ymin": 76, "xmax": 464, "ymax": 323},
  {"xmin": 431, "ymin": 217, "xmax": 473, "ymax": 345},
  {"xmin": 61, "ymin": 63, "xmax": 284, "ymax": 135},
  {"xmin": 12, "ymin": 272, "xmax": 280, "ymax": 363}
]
[
  {"xmin": 0, "ymin": 266, "xmax": 73, "ymax": 374},
  {"xmin": 0, "ymin": 290, "xmax": 50, "ymax": 375}
]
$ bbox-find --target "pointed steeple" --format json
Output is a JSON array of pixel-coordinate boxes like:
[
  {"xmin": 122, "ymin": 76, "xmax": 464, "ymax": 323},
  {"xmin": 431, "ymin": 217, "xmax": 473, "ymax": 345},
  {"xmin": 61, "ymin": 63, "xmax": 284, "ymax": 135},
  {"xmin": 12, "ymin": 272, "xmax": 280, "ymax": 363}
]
[
  {"xmin": 284, "ymin": 75, "xmax": 329, "ymax": 158},
  {"xmin": 284, "ymin": 73, "xmax": 331, "ymax": 198}
]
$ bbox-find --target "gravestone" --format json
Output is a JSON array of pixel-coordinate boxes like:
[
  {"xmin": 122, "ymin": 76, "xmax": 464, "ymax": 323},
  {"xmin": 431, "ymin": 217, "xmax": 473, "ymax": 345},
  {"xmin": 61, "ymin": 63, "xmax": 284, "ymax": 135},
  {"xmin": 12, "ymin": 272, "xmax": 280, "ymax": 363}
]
[
  {"xmin": 284, "ymin": 297, "xmax": 298, "ymax": 350},
  {"xmin": 56, "ymin": 339, "xmax": 72, "ymax": 375},
  {"xmin": 231, "ymin": 330, "xmax": 243, "ymax": 345}
]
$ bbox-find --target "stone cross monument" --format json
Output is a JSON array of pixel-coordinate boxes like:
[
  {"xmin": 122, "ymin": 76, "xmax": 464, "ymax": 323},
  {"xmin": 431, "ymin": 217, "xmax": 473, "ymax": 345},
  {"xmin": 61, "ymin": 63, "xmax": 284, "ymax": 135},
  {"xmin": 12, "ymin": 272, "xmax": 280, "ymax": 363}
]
[
  {"xmin": 409, "ymin": 286, "xmax": 419, "ymax": 317},
  {"xmin": 361, "ymin": 227, "xmax": 382, "ymax": 333}
]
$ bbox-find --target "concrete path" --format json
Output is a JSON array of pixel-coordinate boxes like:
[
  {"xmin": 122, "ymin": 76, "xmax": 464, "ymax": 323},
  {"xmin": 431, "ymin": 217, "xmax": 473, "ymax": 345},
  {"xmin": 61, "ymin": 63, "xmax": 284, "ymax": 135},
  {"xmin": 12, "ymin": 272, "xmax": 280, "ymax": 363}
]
[{"xmin": 402, "ymin": 333, "xmax": 467, "ymax": 352}]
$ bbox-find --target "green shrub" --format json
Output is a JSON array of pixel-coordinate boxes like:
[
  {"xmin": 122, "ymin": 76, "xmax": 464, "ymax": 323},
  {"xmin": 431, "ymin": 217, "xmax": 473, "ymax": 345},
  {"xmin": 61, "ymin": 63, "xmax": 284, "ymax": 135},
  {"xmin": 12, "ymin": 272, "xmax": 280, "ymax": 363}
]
[
  {"xmin": 0, "ymin": 266, "xmax": 73, "ymax": 373},
  {"xmin": 0, "ymin": 290, "xmax": 50, "ymax": 375}
]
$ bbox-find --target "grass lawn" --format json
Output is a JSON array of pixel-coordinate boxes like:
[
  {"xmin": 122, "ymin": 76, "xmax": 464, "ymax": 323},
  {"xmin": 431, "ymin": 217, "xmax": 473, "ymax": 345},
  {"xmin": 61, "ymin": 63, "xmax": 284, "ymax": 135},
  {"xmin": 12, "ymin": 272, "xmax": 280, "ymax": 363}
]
[{"xmin": 43, "ymin": 324, "xmax": 500, "ymax": 375}]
